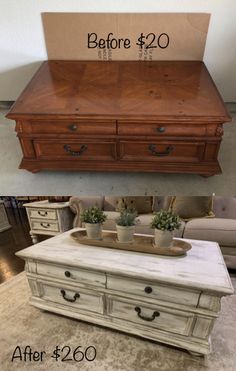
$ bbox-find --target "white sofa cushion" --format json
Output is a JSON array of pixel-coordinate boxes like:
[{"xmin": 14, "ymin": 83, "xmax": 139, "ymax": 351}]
[{"xmin": 184, "ymin": 218, "xmax": 236, "ymax": 247}]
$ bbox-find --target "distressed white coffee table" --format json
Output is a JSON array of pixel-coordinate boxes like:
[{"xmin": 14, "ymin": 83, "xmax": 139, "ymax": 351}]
[{"xmin": 16, "ymin": 229, "xmax": 234, "ymax": 356}]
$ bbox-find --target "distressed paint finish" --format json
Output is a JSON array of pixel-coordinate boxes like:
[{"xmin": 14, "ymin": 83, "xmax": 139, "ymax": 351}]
[
  {"xmin": 17, "ymin": 228, "xmax": 234, "ymax": 355},
  {"xmin": 24, "ymin": 200, "xmax": 73, "ymax": 244}
]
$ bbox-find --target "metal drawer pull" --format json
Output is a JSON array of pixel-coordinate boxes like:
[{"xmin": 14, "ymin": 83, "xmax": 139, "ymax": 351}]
[
  {"xmin": 64, "ymin": 144, "xmax": 88, "ymax": 157},
  {"xmin": 144, "ymin": 286, "xmax": 152, "ymax": 294},
  {"xmin": 40, "ymin": 222, "xmax": 51, "ymax": 228},
  {"xmin": 60, "ymin": 289, "xmax": 80, "ymax": 303},
  {"xmin": 135, "ymin": 306, "xmax": 160, "ymax": 322},
  {"xmin": 68, "ymin": 123, "xmax": 78, "ymax": 132},
  {"xmin": 148, "ymin": 144, "xmax": 173, "ymax": 157},
  {"xmin": 38, "ymin": 210, "xmax": 48, "ymax": 217},
  {"xmin": 156, "ymin": 126, "xmax": 165, "ymax": 133},
  {"xmin": 64, "ymin": 271, "xmax": 71, "ymax": 278}
]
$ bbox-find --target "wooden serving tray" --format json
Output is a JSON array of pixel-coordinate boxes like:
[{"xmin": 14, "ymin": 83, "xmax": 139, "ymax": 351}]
[{"xmin": 70, "ymin": 230, "xmax": 192, "ymax": 256}]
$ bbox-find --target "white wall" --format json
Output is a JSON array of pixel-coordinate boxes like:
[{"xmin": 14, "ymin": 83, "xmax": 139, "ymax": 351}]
[{"xmin": 0, "ymin": 0, "xmax": 236, "ymax": 101}]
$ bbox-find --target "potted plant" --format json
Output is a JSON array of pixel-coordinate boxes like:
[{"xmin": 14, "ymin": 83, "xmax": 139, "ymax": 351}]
[
  {"xmin": 80, "ymin": 206, "xmax": 107, "ymax": 240},
  {"xmin": 116, "ymin": 209, "xmax": 138, "ymax": 243},
  {"xmin": 151, "ymin": 210, "xmax": 181, "ymax": 248}
]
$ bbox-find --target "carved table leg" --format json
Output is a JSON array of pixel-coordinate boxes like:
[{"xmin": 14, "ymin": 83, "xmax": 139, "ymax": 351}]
[{"xmin": 30, "ymin": 232, "xmax": 38, "ymax": 244}]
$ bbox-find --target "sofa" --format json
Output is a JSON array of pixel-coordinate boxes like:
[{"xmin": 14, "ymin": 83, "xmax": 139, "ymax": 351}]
[{"xmin": 69, "ymin": 196, "xmax": 236, "ymax": 269}]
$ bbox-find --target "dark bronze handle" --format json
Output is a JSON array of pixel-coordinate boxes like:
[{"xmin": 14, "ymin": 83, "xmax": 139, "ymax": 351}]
[
  {"xmin": 144, "ymin": 286, "xmax": 152, "ymax": 294},
  {"xmin": 40, "ymin": 222, "xmax": 50, "ymax": 228},
  {"xmin": 156, "ymin": 126, "xmax": 165, "ymax": 133},
  {"xmin": 64, "ymin": 144, "xmax": 87, "ymax": 157},
  {"xmin": 135, "ymin": 306, "xmax": 160, "ymax": 322},
  {"xmin": 38, "ymin": 211, "xmax": 48, "ymax": 217},
  {"xmin": 148, "ymin": 144, "xmax": 173, "ymax": 157},
  {"xmin": 64, "ymin": 271, "xmax": 71, "ymax": 278},
  {"xmin": 60, "ymin": 289, "xmax": 80, "ymax": 303},
  {"xmin": 68, "ymin": 123, "xmax": 78, "ymax": 132}
]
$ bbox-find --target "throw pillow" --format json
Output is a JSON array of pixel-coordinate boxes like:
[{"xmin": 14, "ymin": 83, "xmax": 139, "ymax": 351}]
[
  {"xmin": 116, "ymin": 197, "xmax": 152, "ymax": 214},
  {"xmin": 169, "ymin": 196, "xmax": 214, "ymax": 220}
]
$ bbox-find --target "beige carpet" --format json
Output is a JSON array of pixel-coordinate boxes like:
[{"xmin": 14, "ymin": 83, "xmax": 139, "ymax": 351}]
[{"xmin": 0, "ymin": 272, "xmax": 235, "ymax": 371}]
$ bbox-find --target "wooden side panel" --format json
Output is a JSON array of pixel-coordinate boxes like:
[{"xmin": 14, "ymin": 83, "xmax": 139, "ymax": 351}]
[
  {"xmin": 198, "ymin": 293, "xmax": 221, "ymax": 312},
  {"xmin": 19, "ymin": 138, "xmax": 36, "ymax": 158},
  {"xmin": 192, "ymin": 316, "xmax": 215, "ymax": 339}
]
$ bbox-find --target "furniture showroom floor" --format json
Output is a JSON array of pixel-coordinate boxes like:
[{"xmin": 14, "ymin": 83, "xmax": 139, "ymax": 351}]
[
  {"xmin": 1, "ymin": 272, "xmax": 236, "ymax": 371},
  {"xmin": 0, "ymin": 109, "xmax": 236, "ymax": 196}
]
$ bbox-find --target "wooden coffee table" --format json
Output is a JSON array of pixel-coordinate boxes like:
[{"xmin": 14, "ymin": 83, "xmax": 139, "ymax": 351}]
[
  {"xmin": 6, "ymin": 61, "xmax": 231, "ymax": 175},
  {"xmin": 16, "ymin": 229, "xmax": 234, "ymax": 355}
]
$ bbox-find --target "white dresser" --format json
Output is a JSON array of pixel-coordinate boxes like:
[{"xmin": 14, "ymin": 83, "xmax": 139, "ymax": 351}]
[
  {"xmin": 0, "ymin": 200, "xmax": 11, "ymax": 232},
  {"xmin": 24, "ymin": 200, "xmax": 74, "ymax": 243},
  {"xmin": 16, "ymin": 229, "xmax": 234, "ymax": 356}
]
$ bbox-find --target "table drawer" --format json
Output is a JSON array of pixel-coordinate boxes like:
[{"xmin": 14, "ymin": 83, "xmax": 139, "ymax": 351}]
[
  {"xmin": 34, "ymin": 140, "xmax": 117, "ymax": 161},
  {"xmin": 28, "ymin": 208, "xmax": 57, "ymax": 220},
  {"xmin": 118, "ymin": 122, "xmax": 207, "ymax": 137},
  {"xmin": 37, "ymin": 262, "xmax": 106, "ymax": 288},
  {"xmin": 30, "ymin": 120, "xmax": 116, "ymax": 135},
  {"xmin": 107, "ymin": 275, "xmax": 200, "ymax": 307},
  {"xmin": 108, "ymin": 296, "xmax": 194, "ymax": 335},
  {"xmin": 39, "ymin": 281, "xmax": 104, "ymax": 314},
  {"xmin": 119, "ymin": 141, "xmax": 205, "ymax": 162},
  {"xmin": 31, "ymin": 220, "xmax": 59, "ymax": 232}
]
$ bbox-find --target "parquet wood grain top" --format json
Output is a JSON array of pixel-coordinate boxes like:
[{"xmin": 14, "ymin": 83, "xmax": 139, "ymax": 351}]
[{"xmin": 7, "ymin": 61, "xmax": 231, "ymax": 122}]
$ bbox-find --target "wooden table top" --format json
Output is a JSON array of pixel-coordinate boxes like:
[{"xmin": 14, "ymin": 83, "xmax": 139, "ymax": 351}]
[
  {"xmin": 7, "ymin": 60, "xmax": 231, "ymax": 122},
  {"xmin": 17, "ymin": 228, "xmax": 234, "ymax": 294}
]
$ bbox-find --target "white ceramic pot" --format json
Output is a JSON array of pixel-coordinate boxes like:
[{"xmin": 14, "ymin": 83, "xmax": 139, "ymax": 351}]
[
  {"xmin": 154, "ymin": 229, "xmax": 173, "ymax": 248},
  {"xmin": 85, "ymin": 223, "xmax": 102, "ymax": 240},
  {"xmin": 116, "ymin": 225, "xmax": 135, "ymax": 243}
]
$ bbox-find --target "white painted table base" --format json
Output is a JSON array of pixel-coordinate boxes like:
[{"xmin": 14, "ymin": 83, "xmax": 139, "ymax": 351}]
[{"xmin": 16, "ymin": 229, "xmax": 234, "ymax": 356}]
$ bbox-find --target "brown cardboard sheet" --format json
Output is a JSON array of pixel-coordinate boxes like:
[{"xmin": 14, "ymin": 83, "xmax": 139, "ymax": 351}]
[{"xmin": 42, "ymin": 13, "xmax": 210, "ymax": 61}]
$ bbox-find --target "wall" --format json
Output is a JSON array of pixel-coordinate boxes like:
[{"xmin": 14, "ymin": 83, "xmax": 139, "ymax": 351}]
[{"xmin": 0, "ymin": 0, "xmax": 236, "ymax": 101}]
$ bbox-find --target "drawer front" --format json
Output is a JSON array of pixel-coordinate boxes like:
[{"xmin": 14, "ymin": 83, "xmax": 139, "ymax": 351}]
[
  {"xmin": 108, "ymin": 296, "xmax": 194, "ymax": 335},
  {"xmin": 37, "ymin": 262, "xmax": 106, "ymax": 288},
  {"xmin": 119, "ymin": 141, "xmax": 205, "ymax": 162},
  {"xmin": 34, "ymin": 140, "xmax": 117, "ymax": 161},
  {"xmin": 30, "ymin": 120, "xmax": 116, "ymax": 135},
  {"xmin": 39, "ymin": 281, "xmax": 104, "ymax": 314},
  {"xmin": 118, "ymin": 122, "xmax": 207, "ymax": 137},
  {"xmin": 31, "ymin": 220, "xmax": 59, "ymax": 232},
  {"xmin": 28, "ymin": 208, "xmax": 57, "ymax": 220},
  {"xmin": 107, "ymin": 276, "xmax": 200, "ymax": 307}
]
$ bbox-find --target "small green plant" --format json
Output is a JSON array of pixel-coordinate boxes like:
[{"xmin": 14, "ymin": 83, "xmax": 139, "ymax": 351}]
[
  {"xmin": 116, "ymin": 209, "xmax": 138, "ymax": 227},
  {"xmin": 151, "ymin": 210, "xmax": 181, "ymax": 231},
  {"xmin": 80, "ymin": 206, "xmax": 107, "ymax": 224}
]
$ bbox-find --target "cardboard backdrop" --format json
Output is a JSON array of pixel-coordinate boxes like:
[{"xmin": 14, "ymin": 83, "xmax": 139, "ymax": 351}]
[{"xmin": 42, "ymin": 13, "xmax": 210, "ymax": 61}]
